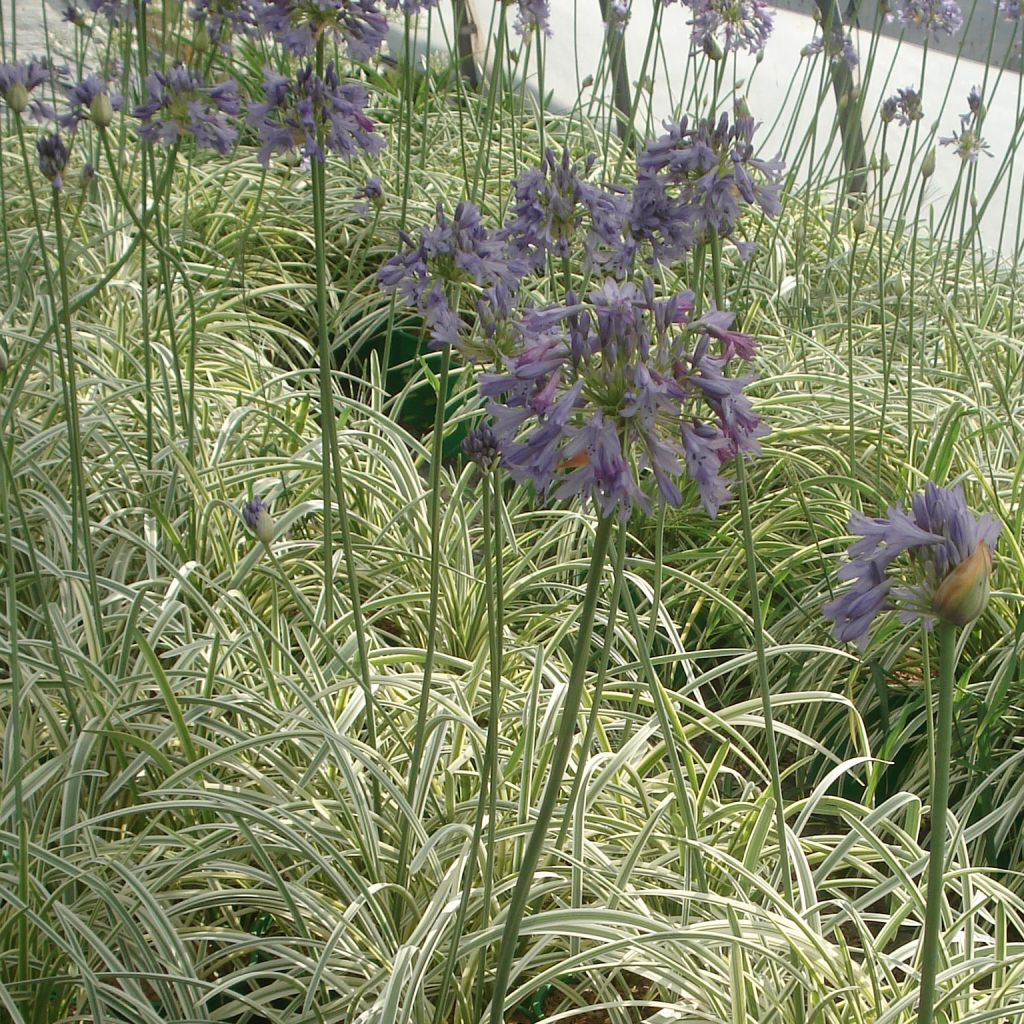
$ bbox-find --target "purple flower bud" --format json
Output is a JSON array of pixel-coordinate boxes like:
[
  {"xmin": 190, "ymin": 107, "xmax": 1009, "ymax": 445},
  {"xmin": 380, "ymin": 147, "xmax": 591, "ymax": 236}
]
[{"xmin": 37, "ymin": 134, "xmax": 70, "ymax": 190}]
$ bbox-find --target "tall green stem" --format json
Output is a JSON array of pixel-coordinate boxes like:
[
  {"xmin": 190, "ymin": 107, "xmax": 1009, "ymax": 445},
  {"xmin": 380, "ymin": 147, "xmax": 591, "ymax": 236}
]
[
  {"xmin": 917, "ymin": 621, "xmax": 957, "ymax": 1024},
  {"xmin": 487, "ymin": 514, "xmax": 615, "ymax": 1024},
  {"xmin": 311, "ymin": 40, "xmax": 378, "ymax": 788}
]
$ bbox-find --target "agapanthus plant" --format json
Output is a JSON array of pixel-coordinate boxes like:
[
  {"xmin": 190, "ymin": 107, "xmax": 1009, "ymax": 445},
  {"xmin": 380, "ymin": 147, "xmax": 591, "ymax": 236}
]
[
  {"xmin": 37, "ymin": 133, "xmax": 71, "ymax": 189},
  {"xmin": 60, "ymin": 73, "xmax": 121, "ymax": 130},
  {"xmin": 940, "ymin": 86, "xmax": 991, "ymax": 162},
  {"xmin": 0, "ymin": 59, "xmax": 56, "ymax": 120},
  {"xmin": 189, "ymin": 0, "xmax": 260, "ymax": 51},
  {"xmin": 513, "ymin": 0, "xmax": 553, "ymax": 35},
  {"xmin": 256, "ymin": 0, "xmax": 388, "ymax": 58},
  {"xmin": 661, "ymin": 0, "xmax": 773, "ymax": 54},
  {"xmin": 134, "ymin": 64, "xmax": 240, "ymax": 153},
  {"xmin": 247, "ymin": 63, "xmax": 383, "ymax": 166},
  {"xmin": 801, "ymin": 25, "xmax": 858, "ymax": 67},
  {"xmin": 880, "ymin": 85, "xmax": 923, "ymax": 126},
  {"xmin": 823, "ymin": 482, "xmax": 1000, "ymax": 649},
  {"xmin": 631, "ymin": 113, "xmax": 784, "ymax": 261},
  {"xmin": 884, "ymin": 0, "xmax": 963, "ymax": 34},
  {"xmin": 499, "ymin": 148, "xmax": 629, "ymax": 273},
  {"xmin": 378, "ymin": 201, "xmax": 528, "ymax": 351},
  {"xmin": 480, "ymin": 278, "xmax": 766, "ymax": 520}
]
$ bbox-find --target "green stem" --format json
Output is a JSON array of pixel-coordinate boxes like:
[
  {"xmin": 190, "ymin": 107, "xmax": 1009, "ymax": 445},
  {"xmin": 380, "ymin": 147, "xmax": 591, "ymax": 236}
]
[
  {"xmin": 487, "ymin": 514, "xmax": 615, "ymax": 1024},
  {"xmin": 396, "ymin": 345, "xmax": 453, "ymax": 903},
  {"xmin": 52, "ymin": 190, "xmax": 104, "ymax": 635},
  {"xmin": 917, "ymin": 621, "xmax": 957, "ymax": 1024},
  {"xmin": 311, "ymin": 40, "xmax": 379, "ymax": 794}
]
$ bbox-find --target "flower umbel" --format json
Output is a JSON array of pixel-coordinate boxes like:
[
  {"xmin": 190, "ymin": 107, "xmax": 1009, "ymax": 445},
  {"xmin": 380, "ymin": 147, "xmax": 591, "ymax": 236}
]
[
  {"xmin": 823, "ymin": 482, "xmax": 1000, "ymax": 649},
  {"xmin": 135, "ymin": 64, "xmax": 240, "ymax": 153},
  {"xmin": 939, "ymin": 88, "xmax": 991, "ymax": 162}
]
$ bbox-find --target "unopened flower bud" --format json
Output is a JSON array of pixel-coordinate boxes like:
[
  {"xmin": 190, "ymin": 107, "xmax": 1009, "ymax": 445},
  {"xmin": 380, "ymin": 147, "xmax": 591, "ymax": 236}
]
[
  {"xmin": 461, "ymin": 423, "xmax": 501, "ymax": 473},
  {"xmin": 194, "ymin": 26, "xmax": 212, "ymax": 52},
  {"xmin": 703, "ymin": 35, "xmax": 724, "ymax": 60},
  {"xmin": 921, "ymin": 147, "xmax": 936, "ymax": 179},
  {"xmin": 242, "ymin": 495, "xmax": 276, "ymax": 545},
  {"xmin": 891, "ymin": 272, "xmax": 906, "ymax": 298},
  {"xmin": 853, "ymin": 206, "xmax": 867, "ymax": 236},
  {"xmin": 581, "ymin": 74, "xmax": 594, "ymax": 89},
  {"xmin": 734, "ymin": 96, "xmax": 751, "ymax": 119},
  {"xmin": 932, "ymin": 539, "xmax": 992, "ymax": 626},
  {"xmin": 90, "ymin": 90, "xmax": 114, "ymax": 128},
  {"xmin": 6, "ymin": 81, "xmax": 29, "ymax": 115},
  {"xmin": 37, "ymin": 134, "xmax": 69, "ymax": 190}
]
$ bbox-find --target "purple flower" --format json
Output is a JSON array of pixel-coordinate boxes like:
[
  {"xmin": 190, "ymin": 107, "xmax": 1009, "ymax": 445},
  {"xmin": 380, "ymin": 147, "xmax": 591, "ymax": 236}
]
[
  {"xmin": 60, "ymin": 73, "xmax": 121, "ymax": 130},
  {"xmin": 885, "ymin": 0, "xmax": 963, "ymax": 34},
  {"xmin": 666, "ymin": 0, "xmax": 773, "ymax": 54},
  {"xmin": 37, "ymin": 133, "xmax": 70, "ymax": 189},
  {"xmin": 379, "ymin": 202, "xmax": 527, "ymax": 352},
  {"xmin": 255, "ymin": 0, "xmax": 388, "ymax": 59},
  {"xmin": 823, "ymin": 483, "xmax": 1001, "ymax": 649},
  {"xmin": 247, "ymin": 63, "xmax": 383, "ymax": 166},
  {"xmin": 881, "ymin": 86, "xmax": 923, "ymax": 126},
  {"xmin": 939, "ymin": 90, "xmax": 991, "ymax": 162},
  {"xmin": 189, "ymin": 0, "xmax": 259, "ymax": 50},
  {"xmin": 381, "ymin": 0, "xmax": 439, "ymax": 14},
  {"xmin": 482, "ymin": 277, "xmax": 766, "ymax": 519},
  {"xmin": 633, "ymin": 113, "xmax": 783, "ymax": 259},
  {"xmin": 514, "ymin": 0, "xmax": 552, "ymax": 35},
  {"xmin": 84, "ymin": 0, "xmax": 136, "ymax": 22},
  {"xmin": 801, "ymin": 26, "xmax": 859, "ymax": 68},
  {"xmin": 605, "ymin": 0, "xmax": 631, "ymax": 30},
  {"xmin": 501, "ymin": 149, "xmax": 629, "ymax": 273},
  {"xmin": 681, "ymin": 420, "xmax": 732, "ymax": 516},
  {"xmin": 0, "ymin": 59, "xmax": 55, "ymax": 120},
  {"xmin": 998, "ymin": 0, "xmax": 1020, "ymax": 18},
  {"xmin": 693, "ymin": 307, "xmax": 757, "ymax": 361},
  {"xmin": 135, "ymin": 64, "xmax": 239, "ymax": 153}
]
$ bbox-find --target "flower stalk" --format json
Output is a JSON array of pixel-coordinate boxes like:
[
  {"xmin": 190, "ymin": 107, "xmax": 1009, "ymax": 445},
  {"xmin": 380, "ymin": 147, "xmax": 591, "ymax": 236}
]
[
  {"xmin": 917, "ymin": 620, "xmax": 957, "ymax": 1024},
  {"xmin": 487, "ymin": 513, "xmax": 615, "ymax": 1024}
]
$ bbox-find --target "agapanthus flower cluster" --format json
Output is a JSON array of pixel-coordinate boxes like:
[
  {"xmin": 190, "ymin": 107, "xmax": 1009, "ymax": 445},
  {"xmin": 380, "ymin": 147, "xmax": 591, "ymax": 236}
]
[
  {"xmin": 84, "ymin": 0, "xmax": 137, "ymax": 22},
  {"xmin": 256, "ymin": 0, "xmax": 388, "ymax": 58},
  {"xmin": 247, "ymin": 63, "xmax": 383, "ymax": 166},
  {"xmin": 880, "ymin": 85, "xmax": 923, "ymax": 126},
  {"xmin": 0, "ymin": 60, "xmax": 55, "ymax": 120},
  {"xmin": 189, "ymin": 0, "xmax": 259, "ymax": 51},
  {"xmin": 500, "ymin": 148, "xmax": 629, "ymax": 273},
  {"xmin": 631, "ymin": 113, "xmax": 784, "ymax": 262},
  {"xmin": 479, "ymin": 278, "xmax": 766, "ymax": 520},
  {"xmin": 60, "ymin": 73, "xmax": 121, "ymax": 130},
  {"xmin": 661, "ymin": 0, "xmax": 773, "ymax": 54},
  {"xmin": 379, "ymin": 202, "xmax": 529, "ymax": 351},
  {"xmin": 135, "ymin": 64, "xmax": 240, "ymax": 153},
  {"xmin": 461, "ymin": 423, "xmax": 502, "ymax": 472},
  {"xmin": 998, "ymin": 0, "xmax": 1020, "ymax": 19},
  {"xmin": 940, "ymin": 87, "xmax": 991, "ymax": 162},
  {"xmin": 605, "ymin": 0, "xmax": 631, "ymax": 31},
  {"xmin": 801, "ymin": 26, "xmax": 859, "ymax": 68},
  {"xmin": 824, "ymin": 483, "xmax": 1000, "ymax": 649},
  {"xmin": 885, "ymin": 0, "xmax": 963, "ymax": 34},
  {"xmin": 37, "ymin": 133, "xmax": 70, "ymax": 189},
  {"xmin": 513, "ymin": 0, "xmax": 553, "ymax": 35}
]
